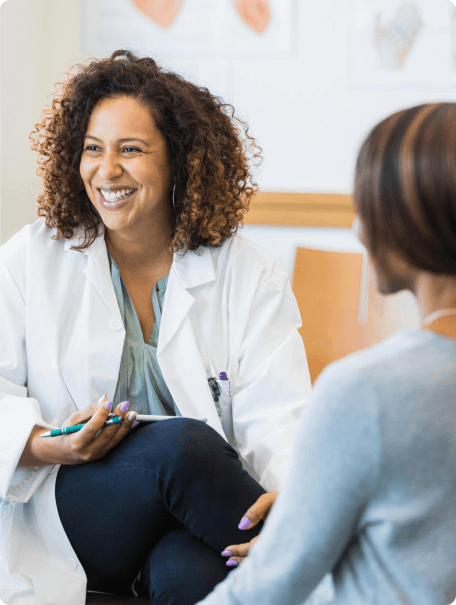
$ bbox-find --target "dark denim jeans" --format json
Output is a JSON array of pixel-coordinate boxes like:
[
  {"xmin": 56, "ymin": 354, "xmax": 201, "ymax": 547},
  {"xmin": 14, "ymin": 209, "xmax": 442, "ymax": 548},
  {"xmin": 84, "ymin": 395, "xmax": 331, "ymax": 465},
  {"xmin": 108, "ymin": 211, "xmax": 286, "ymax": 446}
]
[{"xmin": 55, "ymin": 418, "xmax": 266, "ymax": 605}]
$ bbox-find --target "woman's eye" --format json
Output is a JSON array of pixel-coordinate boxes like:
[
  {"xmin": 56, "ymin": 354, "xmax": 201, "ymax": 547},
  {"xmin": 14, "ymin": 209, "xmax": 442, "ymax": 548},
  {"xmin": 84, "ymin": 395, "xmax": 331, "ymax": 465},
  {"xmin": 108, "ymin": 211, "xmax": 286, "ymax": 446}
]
[{"xmin": 83, "ymin": 145, "xmax": 140, "ymax": 153}]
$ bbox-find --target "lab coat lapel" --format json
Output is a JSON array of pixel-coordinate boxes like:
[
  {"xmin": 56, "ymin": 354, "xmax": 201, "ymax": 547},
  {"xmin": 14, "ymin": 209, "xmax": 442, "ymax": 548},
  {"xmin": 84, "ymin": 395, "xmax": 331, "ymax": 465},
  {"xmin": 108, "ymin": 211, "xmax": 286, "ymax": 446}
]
[
  {"xmin": 157, "ymin": 247, "xmax": 225, "ymax": 435},
  {"xmin": 158, "ymin": 317, "xmax": 225, "ymax": 436},
  {"xmin": 158, "ymin": 246, "xmax": 215, "ymax": 352},
  {"xmin": 83, "ymin": 248, "xmax": 124, "ymax": 325},
  {"xmin": 157, "ymin": 274, "xmax": 195, "ymax": 353},
  {"xmin": 64, "ymin": 234, "xmax": 122, "ymax": 324},
  {"xmin": 63, "ymin": 231, "xmax": 124, "ymax": 407},
  {"xmin": 64, "ymin": 230, "xmax": 122, "ymax": 325}
]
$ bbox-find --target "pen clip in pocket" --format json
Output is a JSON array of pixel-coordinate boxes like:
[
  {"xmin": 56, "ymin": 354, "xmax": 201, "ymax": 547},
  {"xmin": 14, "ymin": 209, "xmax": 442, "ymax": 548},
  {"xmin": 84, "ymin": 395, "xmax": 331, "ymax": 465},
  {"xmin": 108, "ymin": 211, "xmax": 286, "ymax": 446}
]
[{"xmin": 207, "ymin": 377, "xmax": 221, "ymax": 403}]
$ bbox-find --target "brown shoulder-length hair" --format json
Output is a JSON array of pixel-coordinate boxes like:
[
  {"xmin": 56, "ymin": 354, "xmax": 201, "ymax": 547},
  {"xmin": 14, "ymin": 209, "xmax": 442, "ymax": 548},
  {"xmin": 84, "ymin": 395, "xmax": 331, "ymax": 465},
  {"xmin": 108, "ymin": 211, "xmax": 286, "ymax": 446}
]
[
  {"xmin": 353, "ymin": 102, "xmax": 456, "ymax": 275},
  {"xmin": 29, "ymin": 49, "xmax": 262, "ymax": 252}
]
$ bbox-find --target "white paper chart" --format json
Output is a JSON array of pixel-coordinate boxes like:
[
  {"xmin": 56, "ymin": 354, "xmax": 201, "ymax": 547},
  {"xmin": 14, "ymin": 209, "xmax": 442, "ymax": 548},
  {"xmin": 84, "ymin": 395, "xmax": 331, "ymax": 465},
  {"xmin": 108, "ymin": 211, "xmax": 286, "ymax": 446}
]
[{"xmin": 348, "ymin": 0, "xmax": 456, "ymax": 90}]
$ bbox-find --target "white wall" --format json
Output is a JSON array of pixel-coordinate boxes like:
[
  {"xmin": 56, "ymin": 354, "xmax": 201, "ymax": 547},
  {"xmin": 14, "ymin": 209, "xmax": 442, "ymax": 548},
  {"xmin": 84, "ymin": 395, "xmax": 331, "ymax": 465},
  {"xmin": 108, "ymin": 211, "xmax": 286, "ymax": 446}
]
[
  {"xmin": 0, "ymin": 0, "xmax": 81, "ymax": 244},
  {"xmin": 0, "ymin": 0, "xmax": 2, "ymax": 241}
]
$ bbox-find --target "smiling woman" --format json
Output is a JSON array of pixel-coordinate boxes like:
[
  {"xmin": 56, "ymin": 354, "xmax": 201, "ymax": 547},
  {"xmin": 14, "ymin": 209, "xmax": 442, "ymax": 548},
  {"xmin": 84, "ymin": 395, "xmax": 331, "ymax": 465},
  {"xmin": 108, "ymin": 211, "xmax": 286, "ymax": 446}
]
[
  {"xmin": 80, "ymin": 97, "xmax": 173, "ymax": 239},
  {"xmin": 30, "ymin": 49, "xmax": 261, "ymax": 253},
  {"xmin": 77, "ymin": 95, "xmax": 177, "ymax": 343},
  {"xmin": 0, "ymin": 49, "xmax": 313, "ymax": 605}
]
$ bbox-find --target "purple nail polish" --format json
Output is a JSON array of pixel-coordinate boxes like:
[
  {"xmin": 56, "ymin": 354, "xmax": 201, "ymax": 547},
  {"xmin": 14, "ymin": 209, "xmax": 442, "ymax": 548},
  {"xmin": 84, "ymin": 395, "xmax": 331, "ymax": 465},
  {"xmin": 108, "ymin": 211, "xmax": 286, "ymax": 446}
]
[
  {"xmin": 120, "ymin": 401, "xmax": 130, "ymax": 413},
  {"xmin": 219, "ymin": 372, "xmax": 228, "ymax": 381},
  {"xmin": 221, "ymin": 550, "xmax": 232, "ymax": 557},
  {"xmin": 105, "ymin": 401, "xmax": 113, "ymax": 410},
  {"xmin": 226, "ymin": 560, "xmax": 238, "ymax": 567},
  {"xmin": 238, "ymin": 517, "xmax": 251, "ymax": 530}
]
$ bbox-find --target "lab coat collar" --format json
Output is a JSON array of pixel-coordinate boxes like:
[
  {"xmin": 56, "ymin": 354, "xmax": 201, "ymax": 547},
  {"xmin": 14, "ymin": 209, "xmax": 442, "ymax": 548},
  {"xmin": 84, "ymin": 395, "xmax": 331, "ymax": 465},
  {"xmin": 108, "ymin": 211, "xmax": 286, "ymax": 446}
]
[
  {"xmin": 171, "ymin": 245, "xmax": 216, "ymax": 290},
  {"xmin": 63, "ymin": 225, "xmax": 217, "ymax": 291},
  {"xmin": 62, "ymin": 226, "xmax": 217, "ymax": 351},
  {"xmin": 156, "ymin": 246, "xmax": 216, "ymax": 354},
  {"xmin": 63, "ymin": 224, "xmax": 121, "ymax": 324},
  {"xmin": 63, "ymin": 224, "xmax": 105, "ymax": 258}
]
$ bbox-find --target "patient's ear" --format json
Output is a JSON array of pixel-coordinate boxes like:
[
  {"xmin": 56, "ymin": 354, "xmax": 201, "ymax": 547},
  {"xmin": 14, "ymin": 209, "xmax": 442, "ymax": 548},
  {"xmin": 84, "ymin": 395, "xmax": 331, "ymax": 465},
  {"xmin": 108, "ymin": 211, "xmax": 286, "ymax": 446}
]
[{"xmin": 351, "ymin": 216, "xmax": 364, "ymax": 246}]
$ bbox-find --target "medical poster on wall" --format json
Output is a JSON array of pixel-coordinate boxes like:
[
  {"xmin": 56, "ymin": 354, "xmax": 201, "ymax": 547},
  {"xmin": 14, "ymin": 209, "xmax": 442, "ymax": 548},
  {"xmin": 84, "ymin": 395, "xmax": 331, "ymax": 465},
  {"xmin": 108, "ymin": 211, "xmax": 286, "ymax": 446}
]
[
  {"xmin": 80, "ymin": 0, "xmax": 296, "ymax": 59},
  {"xmin": 348, "ymin": 0, "xmax": 456, "ymax": 90},
  {"xmin": 80, "ymin": 0, "xmax": 297, "ymax": 105}
]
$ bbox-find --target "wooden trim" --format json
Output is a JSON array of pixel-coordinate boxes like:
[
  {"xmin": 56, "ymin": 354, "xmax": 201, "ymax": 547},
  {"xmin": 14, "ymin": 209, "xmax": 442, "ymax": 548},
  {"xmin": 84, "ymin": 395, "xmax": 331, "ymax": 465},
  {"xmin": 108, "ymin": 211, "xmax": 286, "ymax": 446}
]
[{"xmin": 244, "ymin": 192, "xmax": 355, "ymax": 228}]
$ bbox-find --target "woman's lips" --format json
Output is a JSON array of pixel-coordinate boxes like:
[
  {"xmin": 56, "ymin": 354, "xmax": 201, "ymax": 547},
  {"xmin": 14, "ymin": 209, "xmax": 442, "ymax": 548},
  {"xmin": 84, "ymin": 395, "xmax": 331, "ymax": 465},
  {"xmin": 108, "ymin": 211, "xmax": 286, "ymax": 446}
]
[{"xmin": 98, "ymin": 190, "xmax": 135, "ymax": 210}]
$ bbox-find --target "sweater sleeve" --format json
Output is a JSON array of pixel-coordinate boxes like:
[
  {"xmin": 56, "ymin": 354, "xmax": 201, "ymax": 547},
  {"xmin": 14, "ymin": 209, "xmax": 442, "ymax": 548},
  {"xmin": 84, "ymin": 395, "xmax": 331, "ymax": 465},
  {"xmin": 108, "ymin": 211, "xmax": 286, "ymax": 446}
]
[{"xmin": 197, "ymin": 361, "xmax": 380, "ymax": 605}]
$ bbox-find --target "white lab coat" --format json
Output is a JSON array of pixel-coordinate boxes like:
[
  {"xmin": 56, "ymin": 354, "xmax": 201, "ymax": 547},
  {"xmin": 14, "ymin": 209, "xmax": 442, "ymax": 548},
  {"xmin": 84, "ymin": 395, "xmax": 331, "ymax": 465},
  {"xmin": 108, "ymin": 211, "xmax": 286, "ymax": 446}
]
[{"xmin": 0, "ymin": 218, "xmax": 312, "ymax": 605}]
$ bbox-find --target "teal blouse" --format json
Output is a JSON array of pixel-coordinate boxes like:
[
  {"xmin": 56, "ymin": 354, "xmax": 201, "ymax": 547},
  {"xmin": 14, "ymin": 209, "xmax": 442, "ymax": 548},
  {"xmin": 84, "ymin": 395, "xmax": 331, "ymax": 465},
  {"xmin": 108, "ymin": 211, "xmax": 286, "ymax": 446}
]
[{"xmin": 108, "ymin": 250, "xmax": 180, "ymax": 417}]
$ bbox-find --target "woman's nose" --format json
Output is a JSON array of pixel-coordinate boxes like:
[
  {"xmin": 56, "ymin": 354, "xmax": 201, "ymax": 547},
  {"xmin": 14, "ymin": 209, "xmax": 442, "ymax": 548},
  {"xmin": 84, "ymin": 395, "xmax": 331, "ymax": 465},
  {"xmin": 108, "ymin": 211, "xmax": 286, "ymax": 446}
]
[{"xmin": 99, "ymin": 153, "xmax": 123, "ymax": 178}]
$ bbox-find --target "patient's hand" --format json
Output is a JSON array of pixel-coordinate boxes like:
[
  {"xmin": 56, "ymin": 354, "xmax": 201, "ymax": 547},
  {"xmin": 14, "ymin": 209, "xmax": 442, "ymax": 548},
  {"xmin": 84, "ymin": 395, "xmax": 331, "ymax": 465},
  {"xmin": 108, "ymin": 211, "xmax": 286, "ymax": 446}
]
[{"xmin": 222, "ymin": 492, "xmax": 277, "ymax": 566}]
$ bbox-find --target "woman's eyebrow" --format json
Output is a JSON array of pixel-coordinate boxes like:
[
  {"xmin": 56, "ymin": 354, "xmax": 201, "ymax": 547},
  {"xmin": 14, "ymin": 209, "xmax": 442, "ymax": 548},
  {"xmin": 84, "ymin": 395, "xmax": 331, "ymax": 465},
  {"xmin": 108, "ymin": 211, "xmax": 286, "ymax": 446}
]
[{"xmin": 84, "ymin": 135, "xmax": 149, "ymax": 145}]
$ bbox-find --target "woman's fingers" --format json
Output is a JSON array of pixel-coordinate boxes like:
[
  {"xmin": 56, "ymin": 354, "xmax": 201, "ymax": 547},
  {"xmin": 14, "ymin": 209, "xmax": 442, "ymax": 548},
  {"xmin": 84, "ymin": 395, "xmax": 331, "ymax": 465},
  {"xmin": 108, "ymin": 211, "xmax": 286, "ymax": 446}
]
[
  {"xmin": 56, "ymin": 397, "xmax": 137, "ymax": 464},
  {"xmin": 80, "ymin": 399, "xmax": 136, "ymax": 445},
  {"xmin": 238, "ymin": 492, "xmax": 278, "ymax": 530},
  {"xmin": 66, "ymin": 398, "xmax": 115, "ymax": 460},
  {"xmin": 222, "ymin": 542, "xmax": 251, "ymax": 558},
  {"xmin": 82, "ymin": 393, "xmax": 108, "ymax": 419},
  {"xmin": 111, "ymin": 401, "xmax": 138, "ymax": 428},
  {"xmin": 112, "ymin": 399, "xmax": 132, "ymax": 418},
  {"xmin": 222, "ymin": 536, "xmax": 260, "ymax": 566},
  {"xmin": 60, "ymin": 394, "xmax": 109, "ymax": 429},
  {"xmin": 80, "ymin": 398, "xmax": 115, "ymax": 439},
  {"xmin": 102, "ymin": 400, "xmax": 137, "ymax": 446}
]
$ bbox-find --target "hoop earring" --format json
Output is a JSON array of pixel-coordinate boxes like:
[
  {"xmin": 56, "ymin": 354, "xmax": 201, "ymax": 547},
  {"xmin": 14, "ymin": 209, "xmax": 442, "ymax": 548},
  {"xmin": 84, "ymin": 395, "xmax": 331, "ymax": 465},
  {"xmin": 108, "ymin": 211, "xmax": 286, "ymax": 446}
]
[{"xmin": 172, "ymin": 182, "xmax": 176, "ymax": 209}]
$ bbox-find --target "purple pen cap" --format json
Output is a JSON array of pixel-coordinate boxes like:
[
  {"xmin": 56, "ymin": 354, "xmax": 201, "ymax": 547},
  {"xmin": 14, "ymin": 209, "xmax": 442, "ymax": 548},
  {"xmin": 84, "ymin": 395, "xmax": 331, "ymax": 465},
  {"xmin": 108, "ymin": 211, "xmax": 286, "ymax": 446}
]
[{"xmin": 219, "ymin": 372, "xmax": 228, "ymax": 381}]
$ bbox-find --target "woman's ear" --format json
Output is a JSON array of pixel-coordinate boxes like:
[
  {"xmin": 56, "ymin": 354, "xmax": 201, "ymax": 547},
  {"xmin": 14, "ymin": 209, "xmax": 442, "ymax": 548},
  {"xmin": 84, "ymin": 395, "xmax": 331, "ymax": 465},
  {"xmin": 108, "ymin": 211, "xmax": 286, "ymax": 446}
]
[{"xmin": 351, "ymin": 216, "xmax": 361, "ymax": 241}]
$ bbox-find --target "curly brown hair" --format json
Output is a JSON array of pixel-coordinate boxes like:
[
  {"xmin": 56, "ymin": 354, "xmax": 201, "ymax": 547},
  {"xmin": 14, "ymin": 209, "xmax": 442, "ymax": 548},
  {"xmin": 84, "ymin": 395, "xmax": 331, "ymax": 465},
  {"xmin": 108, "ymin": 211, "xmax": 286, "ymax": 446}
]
[{"xmin": 30, "ymin": 49, "xmax": 263, "ymax": 252}]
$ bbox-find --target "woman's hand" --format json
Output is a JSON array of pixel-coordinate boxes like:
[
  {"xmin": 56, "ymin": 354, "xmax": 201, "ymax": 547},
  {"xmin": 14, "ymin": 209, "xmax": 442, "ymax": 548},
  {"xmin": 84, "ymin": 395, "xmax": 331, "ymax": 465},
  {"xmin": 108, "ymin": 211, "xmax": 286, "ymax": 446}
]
[
  {"xmin": 37, "ymin": 396, "xmax": 138, "ymax": 466},
  {"xmin": 59, "ymin": 395, "xmax": 120, "ymax": 429},
  {"xmin": 222, "ymin": 492, "xmax": 278, "ymax": 566}
]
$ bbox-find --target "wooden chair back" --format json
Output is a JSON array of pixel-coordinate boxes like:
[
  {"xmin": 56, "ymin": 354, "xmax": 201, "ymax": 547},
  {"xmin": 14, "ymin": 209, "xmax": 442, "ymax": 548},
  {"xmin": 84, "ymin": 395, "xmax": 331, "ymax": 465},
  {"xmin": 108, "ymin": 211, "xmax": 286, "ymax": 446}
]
[{"xmin": 292, "ymin": 247, "xmax": 420, "ymax": 383}]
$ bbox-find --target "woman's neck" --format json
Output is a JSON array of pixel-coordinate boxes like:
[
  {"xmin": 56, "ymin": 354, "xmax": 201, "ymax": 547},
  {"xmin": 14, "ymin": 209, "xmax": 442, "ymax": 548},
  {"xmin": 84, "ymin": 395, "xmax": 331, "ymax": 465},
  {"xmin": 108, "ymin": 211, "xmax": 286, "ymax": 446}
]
[
  {"xmin": 104, "ymin": 218, "xmax": 174, "ymax": 274},
  {"xmin": 414, "ymin": 272, "xmax": 456, "ymax": 320}
]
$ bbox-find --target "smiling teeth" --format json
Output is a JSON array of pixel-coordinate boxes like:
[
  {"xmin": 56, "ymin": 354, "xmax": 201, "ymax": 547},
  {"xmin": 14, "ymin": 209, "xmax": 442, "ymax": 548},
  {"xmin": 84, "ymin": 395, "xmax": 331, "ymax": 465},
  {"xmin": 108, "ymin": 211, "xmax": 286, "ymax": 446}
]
[{"xmin": 101, "ymin": 188, "xmax": 135, "ymax": 202}]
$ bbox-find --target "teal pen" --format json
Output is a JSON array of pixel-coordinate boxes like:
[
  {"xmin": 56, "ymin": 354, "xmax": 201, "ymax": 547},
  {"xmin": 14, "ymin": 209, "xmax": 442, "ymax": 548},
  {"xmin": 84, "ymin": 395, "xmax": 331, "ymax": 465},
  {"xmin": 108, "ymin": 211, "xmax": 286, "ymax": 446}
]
[
  {"xmin": 40, "ymin": 415, "xmax": 208, "ymax": 438},
  {"xmin": 40, "ymin": 415, "xmax": 125, "ymax": 438}
]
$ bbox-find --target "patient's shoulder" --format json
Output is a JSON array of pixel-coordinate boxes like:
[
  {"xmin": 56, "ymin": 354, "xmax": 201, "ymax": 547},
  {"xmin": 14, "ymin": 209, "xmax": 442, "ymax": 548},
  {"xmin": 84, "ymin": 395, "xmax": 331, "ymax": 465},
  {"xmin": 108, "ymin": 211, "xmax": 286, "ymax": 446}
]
[{"xmin": 315, "ymin": 328, "xmax": 454, "ymax": 415}]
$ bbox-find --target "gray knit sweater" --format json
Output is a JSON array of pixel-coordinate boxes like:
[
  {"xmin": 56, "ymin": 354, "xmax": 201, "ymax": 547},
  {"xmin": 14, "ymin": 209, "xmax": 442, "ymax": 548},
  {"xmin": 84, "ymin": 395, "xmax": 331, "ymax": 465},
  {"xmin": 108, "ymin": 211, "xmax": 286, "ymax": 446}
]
[{"xmin": 198, "ymin": 330, "xmax": 456, "ymax": 605}]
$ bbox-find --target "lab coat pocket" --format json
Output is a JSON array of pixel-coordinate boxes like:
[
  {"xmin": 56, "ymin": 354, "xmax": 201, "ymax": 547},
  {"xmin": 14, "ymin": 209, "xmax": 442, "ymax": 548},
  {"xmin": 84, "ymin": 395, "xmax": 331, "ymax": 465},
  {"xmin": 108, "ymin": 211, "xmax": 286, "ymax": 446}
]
[{"xmin": 202, "ymin": 358, "xmax": 235, "ymax": 446}]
